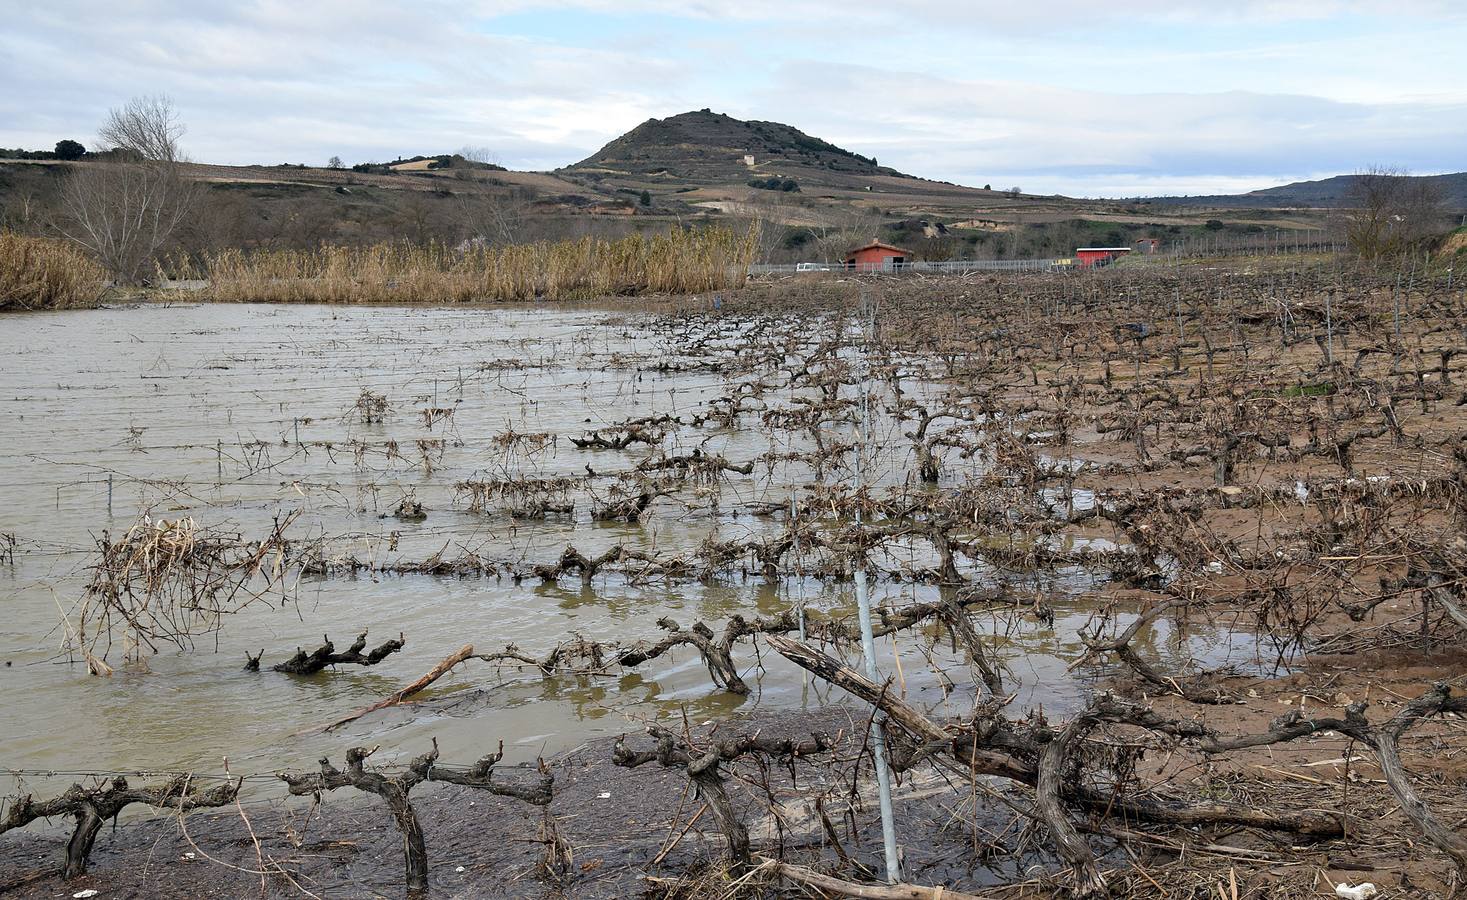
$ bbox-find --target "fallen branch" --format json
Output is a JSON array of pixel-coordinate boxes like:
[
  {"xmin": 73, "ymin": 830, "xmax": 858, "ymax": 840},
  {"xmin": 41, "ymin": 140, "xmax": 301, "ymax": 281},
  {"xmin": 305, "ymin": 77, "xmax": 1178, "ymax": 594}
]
[
  {"xmin": 760, "ymin": 856, "xmax": 996, "ymax": 900},
  {"xmin": 315, "ymin": 644, "xmax": 474, "ymax": 733}
]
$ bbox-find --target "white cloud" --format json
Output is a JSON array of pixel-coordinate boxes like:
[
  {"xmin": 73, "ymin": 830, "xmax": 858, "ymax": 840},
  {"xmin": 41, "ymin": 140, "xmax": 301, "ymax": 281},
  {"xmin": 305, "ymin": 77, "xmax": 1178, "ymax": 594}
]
[
  {"xmin": 1, "ymin": 1, "xmax": 1462, "ymax": 195},
  {"xmin": 754, "ymin": 63, "xmax": 1467, "ymax": 192}
]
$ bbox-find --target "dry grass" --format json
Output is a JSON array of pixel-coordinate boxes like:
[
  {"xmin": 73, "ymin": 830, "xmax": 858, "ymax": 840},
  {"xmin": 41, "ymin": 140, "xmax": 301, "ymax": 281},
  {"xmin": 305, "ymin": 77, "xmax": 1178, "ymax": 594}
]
[
  {"xmin": 0, "ymin": 231, "xmax": 106, "ymax": 311},
  {"xmin": 77, "ymin": 513, "xmax": 303, "ymax": 667},
  {"xmin": 191, "ymin": 226, "xmax": 757, "ymax": 304}
]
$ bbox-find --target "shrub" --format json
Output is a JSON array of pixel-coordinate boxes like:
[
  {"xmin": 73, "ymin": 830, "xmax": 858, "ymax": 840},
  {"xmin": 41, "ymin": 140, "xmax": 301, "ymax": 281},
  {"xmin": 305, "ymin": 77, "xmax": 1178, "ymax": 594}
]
[
  {"xmin": 0, "ymin": 147, "xmax": 56, "ymax": 160},
  {"xmin": 748, "ymin": 177, "xmax": 799, "ymax": 193},
  {"xmin": 54, "ymin": 140, "xmax": 86, "ymax": 161},
  {"xmin": 0, "ymin": 232, "xmax": 106, "ymax": 311}
]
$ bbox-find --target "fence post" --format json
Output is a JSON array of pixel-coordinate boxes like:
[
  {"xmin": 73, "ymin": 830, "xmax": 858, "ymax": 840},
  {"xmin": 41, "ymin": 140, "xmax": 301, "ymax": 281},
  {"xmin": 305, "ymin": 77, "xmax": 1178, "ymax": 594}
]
[{"xmin": 856, "ymin": 289, "xmax": 901, "ymax": 883}]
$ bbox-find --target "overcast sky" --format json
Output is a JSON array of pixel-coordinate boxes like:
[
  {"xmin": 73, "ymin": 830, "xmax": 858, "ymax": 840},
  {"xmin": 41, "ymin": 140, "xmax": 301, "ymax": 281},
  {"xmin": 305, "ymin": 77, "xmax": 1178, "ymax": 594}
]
[{"xmin": 3, "ymin": 1, "xmax": 1463, "ymax": 196}]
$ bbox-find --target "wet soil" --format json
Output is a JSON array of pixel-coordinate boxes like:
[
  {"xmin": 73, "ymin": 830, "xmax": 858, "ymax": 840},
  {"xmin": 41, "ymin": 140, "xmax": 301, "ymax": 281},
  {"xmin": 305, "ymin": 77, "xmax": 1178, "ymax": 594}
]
[{"xmin": 0, "ymin": 706, "xmax": 1050, "ymax": 899}]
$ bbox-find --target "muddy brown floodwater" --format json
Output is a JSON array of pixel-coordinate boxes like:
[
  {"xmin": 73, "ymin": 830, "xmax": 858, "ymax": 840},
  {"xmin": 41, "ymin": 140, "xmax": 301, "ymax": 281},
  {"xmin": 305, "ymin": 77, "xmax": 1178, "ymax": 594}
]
[{"xmin": 0, "ymin": 302, "xmax": 1268, "ymax": 833}]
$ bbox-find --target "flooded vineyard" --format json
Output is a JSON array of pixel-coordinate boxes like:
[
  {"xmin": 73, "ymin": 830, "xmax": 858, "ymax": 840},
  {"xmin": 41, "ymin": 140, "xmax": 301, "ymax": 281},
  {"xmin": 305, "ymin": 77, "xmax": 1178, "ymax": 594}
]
[
  {"xmin": 1, "ymin": 299, "xmax": 1241, "ymax": 777},
  {"xmin": 3, "ymin": 267, "xmax": 1465, "ymax": 899}
]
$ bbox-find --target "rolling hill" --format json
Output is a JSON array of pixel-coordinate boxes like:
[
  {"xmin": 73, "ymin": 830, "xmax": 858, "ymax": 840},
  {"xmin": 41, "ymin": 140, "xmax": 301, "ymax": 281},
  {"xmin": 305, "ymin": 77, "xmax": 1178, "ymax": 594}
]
[
  {"xmin": 565, "ymin": 108, "xmax": 910, "ymax": 186},
  {"xmin": 3, "ymin": 108, "xmax": 1372, "ymax": 262},
  {"xmin": 1148, "ymin": 171, "xmax": 1467, "ymax": 211}
]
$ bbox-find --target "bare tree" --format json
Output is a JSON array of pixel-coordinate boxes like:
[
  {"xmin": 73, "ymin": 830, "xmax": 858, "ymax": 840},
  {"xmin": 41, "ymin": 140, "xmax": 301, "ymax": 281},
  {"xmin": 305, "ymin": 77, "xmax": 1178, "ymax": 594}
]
[
  {"xmin": 57, "ymin": 96, "xmax": 198, "ymax": 285},
  {"xmin": 97, "ymin": 95, "xmax": 186, "ymax": 163},
  {"xmin": 1, "ymin": 184, "xmax": 43, "ymax": 232},
  {"xmin": 1343, "ymin": 165, "xmax": 1447, "ymax": 262},
  {"xmin": 802, "ymin": 202, "xmax": 881, "ymax": 263},
  {"xmin": 445, "ymin": 147, "xmax": 531, "ymax": 244},
  {"xmin": 741, "ymin": 192, "xmax": 797, "ymax": 263},
  {"xmin": 454, "ymin": 188, "xmax": 533, "ymax": 247},
  {"xmin": 458, "ymin": 146, "xmax": 500, "ymax": 168},
  {"xmin": 452, "ymin": 146, "xmax": 505, "ymax": 182},
  {"xmin": 327, "ymin": 155, "xmax": 344, "ymax": 169}
]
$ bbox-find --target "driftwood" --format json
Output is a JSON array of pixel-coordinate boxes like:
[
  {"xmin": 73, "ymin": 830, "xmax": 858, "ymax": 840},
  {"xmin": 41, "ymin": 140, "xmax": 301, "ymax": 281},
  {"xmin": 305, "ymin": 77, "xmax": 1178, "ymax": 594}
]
[
  {"xmin": 317, "ymin": 644, "xmax": 474, "ymax": 733},
  {"xmin": 0, "ymin": 775, "xmax": 239, "ymax": 879},
  {"xmin": 761, "ymin": 857, "xmax": 995, "ymax": 900}
]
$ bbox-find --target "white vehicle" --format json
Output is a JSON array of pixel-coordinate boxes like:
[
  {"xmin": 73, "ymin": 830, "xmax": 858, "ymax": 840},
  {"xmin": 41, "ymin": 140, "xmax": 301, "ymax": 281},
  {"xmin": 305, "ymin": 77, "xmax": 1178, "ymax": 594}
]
[{"xmin": 795, "ymin": 262, "xmax": 832, "ymax": 272}]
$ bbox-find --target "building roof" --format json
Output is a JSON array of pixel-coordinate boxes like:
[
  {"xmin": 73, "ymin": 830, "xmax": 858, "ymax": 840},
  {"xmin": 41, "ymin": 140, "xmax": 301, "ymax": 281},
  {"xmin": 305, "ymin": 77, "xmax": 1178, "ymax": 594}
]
[
  {"xmin": 1075, "ymin": 247, "xmax": 1133, "ymax": 252},
  {"xmin": 846, "ymin": 240, "xmax": 914, "ymax": 257}
]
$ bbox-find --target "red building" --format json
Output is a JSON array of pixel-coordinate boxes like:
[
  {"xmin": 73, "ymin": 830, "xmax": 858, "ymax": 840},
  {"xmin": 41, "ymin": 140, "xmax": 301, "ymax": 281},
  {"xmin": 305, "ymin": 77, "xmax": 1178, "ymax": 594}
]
[
  {"xmin": 1074, "ymin": 247, "xmax": 1132, "ymax": 268},
  {"xmin": 845, "ymin": 241, "xmax": 913, "ymax": 272},
  {"xmin": 1135, "ymin": 238, "xmax": 1162, "ymax": 254}
]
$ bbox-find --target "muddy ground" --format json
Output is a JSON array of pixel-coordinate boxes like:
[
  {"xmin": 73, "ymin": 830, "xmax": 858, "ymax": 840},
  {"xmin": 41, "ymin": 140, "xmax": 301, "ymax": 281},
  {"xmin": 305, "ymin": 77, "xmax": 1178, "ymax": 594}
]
[
  {"xmin": 5, "ymin": 638, "xmax": 1464, "ymax": 900},
  {"xmin": 0, "ymin": 706, "xmax": 1049, "ymax": 899}
]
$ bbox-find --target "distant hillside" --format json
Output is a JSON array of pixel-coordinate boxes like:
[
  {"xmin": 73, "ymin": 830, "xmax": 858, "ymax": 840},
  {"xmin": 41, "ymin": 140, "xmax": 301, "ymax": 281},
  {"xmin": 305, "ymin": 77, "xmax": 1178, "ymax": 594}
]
[
  {"xmin": 566, "ymin": 109, "xmax": 909, "ymax": 184},
  {"xmin": 1148, "ymin": 171, "xmax": 1467, "ymax": 211}
]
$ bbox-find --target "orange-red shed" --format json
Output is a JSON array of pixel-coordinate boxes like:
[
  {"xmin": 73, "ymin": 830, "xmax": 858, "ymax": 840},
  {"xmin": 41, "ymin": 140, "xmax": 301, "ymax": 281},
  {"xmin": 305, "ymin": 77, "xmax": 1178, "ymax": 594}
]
[
  {"xmin": 845, "ymin": 240, "xmax": 913, "ymax": 272},
  {"xmin": 1074, "ymin": 247, "xmax": 1131, "ymax": 268}
]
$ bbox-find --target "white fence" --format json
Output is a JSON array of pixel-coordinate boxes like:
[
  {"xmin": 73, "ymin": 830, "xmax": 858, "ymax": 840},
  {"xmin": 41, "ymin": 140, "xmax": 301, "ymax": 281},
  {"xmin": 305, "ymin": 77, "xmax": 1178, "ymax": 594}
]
[{"xmin": 749, "ymin": 258, "xmax": 1069, "ymax": 276}]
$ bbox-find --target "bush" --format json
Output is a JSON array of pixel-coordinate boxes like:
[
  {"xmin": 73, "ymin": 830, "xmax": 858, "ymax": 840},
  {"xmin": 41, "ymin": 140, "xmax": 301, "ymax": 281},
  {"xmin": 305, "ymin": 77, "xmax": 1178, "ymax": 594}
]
[
  {"xmin": 0, "ymin": 232, "xmax": 106, "ymax": 311},
  {"xmin": 0, "ymin": 147, "xmax": 56, "ymax": 160},
  {"xmin": 748, "ymin": 177, "xmax": 799, "ymax": 193},
  {"xmin": 54, "ymin": 140, "xmax": 86, "ymax": 161}
]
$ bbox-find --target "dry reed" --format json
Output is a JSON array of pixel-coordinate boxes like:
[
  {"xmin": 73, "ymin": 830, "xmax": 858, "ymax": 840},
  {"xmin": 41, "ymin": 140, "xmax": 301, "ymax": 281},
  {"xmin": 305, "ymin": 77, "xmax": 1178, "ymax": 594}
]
[
  {"xmin": 193, "ymin": 226, "xmax": 757, "ymax": 304},
  {"xmin": 78, "ymin": 513, "xmax": 303, "ymax": 665},
  {"xmin": 0, "ymin": 231, "xmax": 106, "ymax": 311}
]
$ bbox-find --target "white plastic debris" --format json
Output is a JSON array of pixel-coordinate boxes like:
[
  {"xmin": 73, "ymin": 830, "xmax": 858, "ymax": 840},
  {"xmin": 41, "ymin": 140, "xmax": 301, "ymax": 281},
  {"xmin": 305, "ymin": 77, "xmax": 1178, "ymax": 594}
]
[
  {"xmin": 597, "ymin": 791, "xmax": 612, "ymax": 799},
  {"xmin": 455, "ymin": 866, "xmax": 466, "ymax": 873},
  {"xmin": 1334, "ymin": 883, "xmax": 1377, "ymax": 900},
  {"xmin": 71, "ymin": 891, "xmax": 100, "ymax": 899},
  {"xmin": 183, "ymin": 851, "xmax": 196, "ymax": 860}
]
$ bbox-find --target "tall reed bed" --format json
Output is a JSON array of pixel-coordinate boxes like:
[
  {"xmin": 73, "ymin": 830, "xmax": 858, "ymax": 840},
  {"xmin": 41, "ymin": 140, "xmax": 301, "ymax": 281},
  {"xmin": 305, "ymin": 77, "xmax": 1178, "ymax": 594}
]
[
  {"xmin": 0, "ymin": 232, "xmax": 105, "ymax": 311},
  {"xmin": 196, "ymin": 226, "xmax": 757, "ymax": 303}
]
